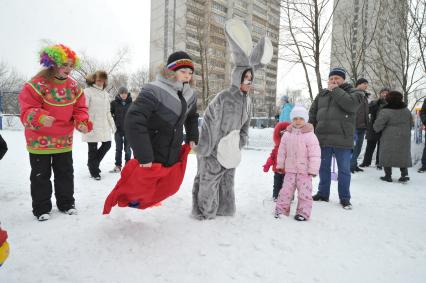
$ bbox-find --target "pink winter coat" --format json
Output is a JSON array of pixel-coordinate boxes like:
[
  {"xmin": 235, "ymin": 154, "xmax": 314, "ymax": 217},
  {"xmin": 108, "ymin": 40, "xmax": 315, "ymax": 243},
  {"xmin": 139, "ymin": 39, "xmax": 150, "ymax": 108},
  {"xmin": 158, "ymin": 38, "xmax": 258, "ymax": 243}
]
[{"xmin": 276, "ymin": 123, "xmax": 321, "ymax": 175}]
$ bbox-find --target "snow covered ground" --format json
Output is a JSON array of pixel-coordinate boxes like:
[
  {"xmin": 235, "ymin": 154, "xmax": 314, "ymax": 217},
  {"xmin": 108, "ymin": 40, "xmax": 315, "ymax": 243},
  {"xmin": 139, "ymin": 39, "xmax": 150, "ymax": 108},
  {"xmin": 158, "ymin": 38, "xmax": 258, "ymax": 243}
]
[{"xmin": 0, "ymin": 128, "xmax": 425, "ymax": 283}]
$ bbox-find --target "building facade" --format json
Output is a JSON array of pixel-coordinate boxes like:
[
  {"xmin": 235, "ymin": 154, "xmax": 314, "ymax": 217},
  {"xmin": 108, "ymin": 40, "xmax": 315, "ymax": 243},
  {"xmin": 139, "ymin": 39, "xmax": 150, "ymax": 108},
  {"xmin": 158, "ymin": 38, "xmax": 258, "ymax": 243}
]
[{"xmin": 150, "ymin": 0, "xmax": 280, "ymax": 116}]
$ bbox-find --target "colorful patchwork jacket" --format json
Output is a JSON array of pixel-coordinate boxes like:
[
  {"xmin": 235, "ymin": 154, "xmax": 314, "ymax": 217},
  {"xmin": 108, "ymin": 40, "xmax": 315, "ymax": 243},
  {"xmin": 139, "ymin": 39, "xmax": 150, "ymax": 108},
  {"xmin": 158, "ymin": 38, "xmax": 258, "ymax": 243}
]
[{"xmin": 19, "ymin": 76, "xmax": 92, "ymax": 154}]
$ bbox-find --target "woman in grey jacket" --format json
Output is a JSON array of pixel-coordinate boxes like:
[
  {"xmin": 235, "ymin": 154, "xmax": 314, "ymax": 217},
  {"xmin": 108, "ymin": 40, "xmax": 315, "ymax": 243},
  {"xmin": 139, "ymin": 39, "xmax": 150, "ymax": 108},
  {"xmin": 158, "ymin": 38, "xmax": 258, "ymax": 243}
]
[{"xmin": 374, "ymin": 91, "xmax": 412, "ymax": 182}]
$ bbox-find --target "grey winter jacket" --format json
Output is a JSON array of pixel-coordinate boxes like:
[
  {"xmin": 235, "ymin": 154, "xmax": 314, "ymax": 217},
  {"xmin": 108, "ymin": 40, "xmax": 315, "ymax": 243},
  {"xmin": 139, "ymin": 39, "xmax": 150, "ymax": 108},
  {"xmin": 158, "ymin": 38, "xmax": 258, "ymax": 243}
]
[
  {"xmin": 355, "ymin": 91, "xmax": 369, "ymax": 129},
  {"xmin": 309, "ymin": 83, "xmax": 363, "ymax": 149},
  {"xmin": 373, "ymin": 101, "xmax": 412, "ymax": 168}
]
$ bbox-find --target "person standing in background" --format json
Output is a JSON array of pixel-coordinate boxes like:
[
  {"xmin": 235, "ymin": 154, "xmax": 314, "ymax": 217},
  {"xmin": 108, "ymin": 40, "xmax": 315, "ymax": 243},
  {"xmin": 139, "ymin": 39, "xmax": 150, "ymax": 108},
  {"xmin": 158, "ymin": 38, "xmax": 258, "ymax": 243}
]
[
  {"xmin": 110, "ymin": 86, "xmax": 132, "ymax": 173},
  {"xmin": 82, "ymin": 71, "xmax": 116, "ymax": 180}
]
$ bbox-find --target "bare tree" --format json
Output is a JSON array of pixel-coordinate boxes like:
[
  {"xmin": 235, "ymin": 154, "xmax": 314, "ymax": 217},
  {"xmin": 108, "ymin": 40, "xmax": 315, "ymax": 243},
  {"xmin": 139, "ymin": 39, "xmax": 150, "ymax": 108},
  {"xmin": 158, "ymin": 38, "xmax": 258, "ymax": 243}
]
[
  {"xmin": 129, "ymin": 67, "xmax": 149, "ymax": 94},
  {"xmin": 0, "ymin": 62, "xmax": 25, "ymax": 91},
  {"xmin": 73, "ymin": 47, "xmax": 130, "ymax": 89},
  {"xmin": 279, "ymin": 0, "xmax": 340, "ymax": 100},
  {"xmin": 0, "ymin": 62, "xmax": 25, "ymax": 115}
]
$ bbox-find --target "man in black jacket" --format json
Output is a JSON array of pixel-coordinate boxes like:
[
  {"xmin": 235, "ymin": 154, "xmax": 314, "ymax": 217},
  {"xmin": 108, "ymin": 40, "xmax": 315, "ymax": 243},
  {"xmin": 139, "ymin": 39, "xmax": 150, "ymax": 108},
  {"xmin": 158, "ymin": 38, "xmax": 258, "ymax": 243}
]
[
  {"xmin": 350, "ymin": 78, "xmax": 370, "ymax": 173},
  {"xmin": 419, "ymin": 98, "xmax": 426, "ymax": 173},
  {"xmin": 110, "ymin": 86, "xmax": 132, "ymax": 172},
  {"xmin": 360, "ymin": 87, "xmax": 390, "ymax": 169},
  {"xmin": 309, "ymin": 67, "xmax": 363, "ymax": 209}
]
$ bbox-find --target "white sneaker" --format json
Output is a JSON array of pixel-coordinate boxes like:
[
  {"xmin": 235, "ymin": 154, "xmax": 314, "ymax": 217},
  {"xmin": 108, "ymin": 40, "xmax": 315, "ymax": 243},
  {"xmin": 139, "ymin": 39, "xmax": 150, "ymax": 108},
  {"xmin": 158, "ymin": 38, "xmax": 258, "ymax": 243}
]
[
  {"xmin": 109, "ymin": 166, "xmax": 122, "ymax": 173},
  {"xmin": 63, "ymin": 208, "xmax": 78, "ymax": 215},
  {"xmin": 37, "ymin": 214, "xmax": 50, "ymax": 221}
]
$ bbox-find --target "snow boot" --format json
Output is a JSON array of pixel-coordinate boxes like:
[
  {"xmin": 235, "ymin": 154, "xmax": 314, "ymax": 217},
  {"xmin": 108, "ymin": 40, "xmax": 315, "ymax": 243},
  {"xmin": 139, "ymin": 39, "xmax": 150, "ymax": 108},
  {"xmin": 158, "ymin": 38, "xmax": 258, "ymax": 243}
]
[
  {"xmin": 312, "ymin": 193, "xmax": 329, "ymax": 202},
  {"xmin": 380, "ymin": 176, "xmax": 392, "ymax": 182},
  {"xmin": 340, "ymin": 199, "xmax": 352, "ymax": 210},
  {"xmin": 37, "ymin": 214, "xmax": 50, "ymax": 221},
  {"xmin": 418, "ymin": 166, "xmax": 426, "ymax": 173},
  {"xmin": 354, "ymin": 166, "xmax": 364, "ymax": 172},
  {"xmin": 294, "ymin": 214, "xmax": 306, "ymax": 221},
  {"xmin": 398, "ymin": 176, "xmax": 410, "ymax": 183}
]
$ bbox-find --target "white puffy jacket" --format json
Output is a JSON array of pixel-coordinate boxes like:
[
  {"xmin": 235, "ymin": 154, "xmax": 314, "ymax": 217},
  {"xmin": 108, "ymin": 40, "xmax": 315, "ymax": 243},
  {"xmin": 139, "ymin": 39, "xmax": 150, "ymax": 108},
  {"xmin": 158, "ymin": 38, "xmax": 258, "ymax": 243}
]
[{"xmin": 82, "ymin": 86, "xmax": 116, "ymax": 142}]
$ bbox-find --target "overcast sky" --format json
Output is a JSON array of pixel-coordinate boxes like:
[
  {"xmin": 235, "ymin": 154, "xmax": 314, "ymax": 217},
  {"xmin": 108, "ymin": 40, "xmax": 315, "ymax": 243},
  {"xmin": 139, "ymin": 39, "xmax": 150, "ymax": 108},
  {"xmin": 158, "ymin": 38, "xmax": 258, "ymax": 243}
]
[
  {"xmin": 0, "ymin": 0, "xmax": 327, "ymax": 97},
  {"xmin": 0, "ymin": 0, "xmax": 151, "ymax": 77}
]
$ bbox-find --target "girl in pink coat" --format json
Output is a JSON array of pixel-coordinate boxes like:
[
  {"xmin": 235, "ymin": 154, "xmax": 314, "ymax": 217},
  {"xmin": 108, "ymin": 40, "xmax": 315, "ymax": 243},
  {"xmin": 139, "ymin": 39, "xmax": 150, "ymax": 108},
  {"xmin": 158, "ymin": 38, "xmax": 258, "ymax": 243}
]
[{"xmin": 275, "ymin": 106, "xmax": 321, "ymax": 221}]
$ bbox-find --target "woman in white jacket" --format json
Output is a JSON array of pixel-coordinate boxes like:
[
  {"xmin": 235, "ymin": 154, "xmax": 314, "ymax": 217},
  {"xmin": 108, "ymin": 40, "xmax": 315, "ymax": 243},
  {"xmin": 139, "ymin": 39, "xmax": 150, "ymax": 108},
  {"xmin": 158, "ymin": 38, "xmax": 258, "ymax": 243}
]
[{"xmin": 83, "ymin": 71, "xmax": 116, "ymax": 180}]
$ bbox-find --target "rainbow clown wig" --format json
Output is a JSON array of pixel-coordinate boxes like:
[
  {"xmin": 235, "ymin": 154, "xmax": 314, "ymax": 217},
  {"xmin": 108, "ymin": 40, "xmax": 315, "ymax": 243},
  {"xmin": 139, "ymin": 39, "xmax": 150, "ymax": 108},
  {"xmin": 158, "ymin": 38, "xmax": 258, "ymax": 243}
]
[{"xmin": 39, "ymin": 44, "xmax": 80, "ymax": 68}]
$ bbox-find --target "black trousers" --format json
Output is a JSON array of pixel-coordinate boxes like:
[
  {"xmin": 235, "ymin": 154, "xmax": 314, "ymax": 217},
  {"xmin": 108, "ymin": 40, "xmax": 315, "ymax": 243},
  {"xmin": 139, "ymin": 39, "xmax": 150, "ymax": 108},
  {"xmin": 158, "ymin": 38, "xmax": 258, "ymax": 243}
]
[
  {"xmin": 273, "ymin": 172, "xmax": 285, "ymax": 199},
  {"xmin": 87, "ymin": 141, "xmax": 111, "ymax": 176},
  {"xmin": 362, "ymin": 139, "xmax": 381, "ymax": 166},
  {"xmin": 114, "ymin": 131, "xmax": 131, "ymax": 166},
  {"xmin": 384, "ymin": 167, "xmax": 408, "ymax": 177},
  {"xmin": 29, "ymin": 152, "xmax": 74, "ymax": 217}
]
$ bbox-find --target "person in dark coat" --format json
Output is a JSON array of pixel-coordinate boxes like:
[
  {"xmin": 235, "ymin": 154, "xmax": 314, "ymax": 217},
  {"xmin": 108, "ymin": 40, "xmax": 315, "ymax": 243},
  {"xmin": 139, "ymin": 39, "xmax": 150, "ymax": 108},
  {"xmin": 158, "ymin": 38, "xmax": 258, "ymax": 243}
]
[
  {"xmin": 309, "ymin": 67, "xmax": 363, "ymax": 209},
  {"xmin": 418, "ymin": 98, "xmax": 426, "ymax": 173},
  {"xmin": 359, "ymin": 87, "xmax": 390, "ymax": 169},
  {"xmin": 350, "ymin": 78, "xmax": 370, "ymax": 173},
  {"xmin": 374, "ymin": 91, "xmax": 412, "ymax": 182},
  {"xmin": 110, "ymin": 86, "xmax": 133, "ymax": 172},
  {"xmin": 125, "ymin": 51, "xmax": 199, "ymax": 168},
  {"xmin": 0, "ymin": 134, "xmax": 7, "ymax": 160}
]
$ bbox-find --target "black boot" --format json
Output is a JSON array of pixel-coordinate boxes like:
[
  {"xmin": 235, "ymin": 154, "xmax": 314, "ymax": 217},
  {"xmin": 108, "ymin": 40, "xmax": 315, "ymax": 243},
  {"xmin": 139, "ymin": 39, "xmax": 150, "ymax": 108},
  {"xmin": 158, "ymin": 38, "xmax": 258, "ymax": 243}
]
[
  {"xmin": 312, "ymin": 193, "xmax": 329, "ymax": 202},
  {"xmin": 398, "ymin": 176, "xmax": 410, "ymax": 183},
  {"xmin": 418, "ymin": 165, "xmax": 426, "ymax": 173},
  {"xmin": 354, "ymin": 166, "xmax": 364, "ymax": 172},
  {"xmin": 380, "ymin": 176, "xmax": 392, "ymax": 182}
]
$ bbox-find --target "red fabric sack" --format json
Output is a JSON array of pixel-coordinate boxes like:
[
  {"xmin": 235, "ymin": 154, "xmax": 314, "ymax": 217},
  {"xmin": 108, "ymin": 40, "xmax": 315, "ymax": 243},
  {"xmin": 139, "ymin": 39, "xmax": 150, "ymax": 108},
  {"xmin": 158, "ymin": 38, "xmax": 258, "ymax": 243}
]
[
  {"xmin": 0, "ymin": 228, "xmax": 7, "ymax": 246},
  {"xmin": 103, "ymin": 144, "xmax": 191, "ymax": 214}
]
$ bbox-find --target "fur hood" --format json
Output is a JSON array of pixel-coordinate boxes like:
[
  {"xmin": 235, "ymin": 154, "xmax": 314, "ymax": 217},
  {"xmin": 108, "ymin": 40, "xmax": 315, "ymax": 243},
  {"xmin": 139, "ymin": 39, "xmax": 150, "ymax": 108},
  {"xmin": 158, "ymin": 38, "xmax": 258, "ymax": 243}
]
[
  {"xmin": 286, "ymin": 123, "xmax": 314, "ymax": 133},
  {"xmin": 273, "ymin": 122, "xmax": 291, "ymax": 145},
  {"xmin": 157, "ymin": 65, "xmax": 195, "ymax": 87}
]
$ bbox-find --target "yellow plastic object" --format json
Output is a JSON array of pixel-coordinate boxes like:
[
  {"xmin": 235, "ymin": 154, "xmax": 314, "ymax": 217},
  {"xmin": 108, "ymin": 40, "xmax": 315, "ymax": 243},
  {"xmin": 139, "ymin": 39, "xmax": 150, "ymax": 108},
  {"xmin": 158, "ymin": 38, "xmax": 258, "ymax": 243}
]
[{"xmin": 0, "ymin": 241, "xmax": 10, "ymax": 267}]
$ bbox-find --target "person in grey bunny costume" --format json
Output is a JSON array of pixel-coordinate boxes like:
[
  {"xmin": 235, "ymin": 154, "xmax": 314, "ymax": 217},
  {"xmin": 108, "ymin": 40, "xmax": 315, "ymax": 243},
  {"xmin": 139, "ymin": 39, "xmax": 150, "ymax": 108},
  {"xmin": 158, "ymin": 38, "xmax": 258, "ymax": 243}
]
[{"xmin": 192, "ymin": 19, "xmax": 273, "ymax": 220}]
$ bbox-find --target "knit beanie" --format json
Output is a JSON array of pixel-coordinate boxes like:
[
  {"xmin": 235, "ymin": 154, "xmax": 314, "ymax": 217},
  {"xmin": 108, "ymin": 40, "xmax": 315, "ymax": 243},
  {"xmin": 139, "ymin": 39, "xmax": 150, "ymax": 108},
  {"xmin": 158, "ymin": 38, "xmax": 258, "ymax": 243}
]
[
  {"xmin": 355, "ymin": 78, "xmax": 368, "ymax": 87},
  {"xmin": 290, "ymin": 105, "xmax": 309, "ymax": 122},
  {"xmin": 329, "ymin": 67, "xmax": 346, "ymax": 80},
  {"xmin": 167, "ymin": 51, "xmax": 194, "ymax": 72}
]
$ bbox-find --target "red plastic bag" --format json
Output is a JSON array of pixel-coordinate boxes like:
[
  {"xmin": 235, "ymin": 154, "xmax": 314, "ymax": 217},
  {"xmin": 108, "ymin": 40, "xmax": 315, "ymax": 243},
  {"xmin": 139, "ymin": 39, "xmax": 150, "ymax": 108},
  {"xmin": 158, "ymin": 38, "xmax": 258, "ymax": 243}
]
[{"xmin": 103, "ymin": 144, "xmax": 191, "ymax": 214}]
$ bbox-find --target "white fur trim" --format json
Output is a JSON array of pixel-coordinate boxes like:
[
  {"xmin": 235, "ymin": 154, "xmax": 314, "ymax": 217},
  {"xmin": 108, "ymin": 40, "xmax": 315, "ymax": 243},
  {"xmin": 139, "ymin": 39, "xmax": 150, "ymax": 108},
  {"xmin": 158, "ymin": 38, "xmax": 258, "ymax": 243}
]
[
  {"xmin": 217, "ymin": 130, "xmax": 242, "ymax": 169},
  {"xmin": 225, "ymin": 19, "xmax": 253, "ymax": 58}
]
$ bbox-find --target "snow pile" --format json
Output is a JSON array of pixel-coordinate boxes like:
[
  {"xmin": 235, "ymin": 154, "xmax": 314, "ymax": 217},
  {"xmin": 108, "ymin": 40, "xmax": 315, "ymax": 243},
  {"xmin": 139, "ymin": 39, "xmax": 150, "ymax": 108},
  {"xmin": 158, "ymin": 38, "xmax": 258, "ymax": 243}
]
[{"xmin": 0, "ymin": 129, "xmax": 425, "ymax": 283}]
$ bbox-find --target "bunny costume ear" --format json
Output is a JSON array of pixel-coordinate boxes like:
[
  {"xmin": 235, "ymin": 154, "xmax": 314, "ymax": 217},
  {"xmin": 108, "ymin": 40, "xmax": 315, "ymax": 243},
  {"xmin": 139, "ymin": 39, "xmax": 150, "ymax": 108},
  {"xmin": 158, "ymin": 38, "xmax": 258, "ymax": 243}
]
[
  {"xmin": 225, "ymin": 19, "xmax": 252, "ymax": 66},
  {"xmin": 250, "ymin": 36, "xmax": 273, "ymax": 71}
]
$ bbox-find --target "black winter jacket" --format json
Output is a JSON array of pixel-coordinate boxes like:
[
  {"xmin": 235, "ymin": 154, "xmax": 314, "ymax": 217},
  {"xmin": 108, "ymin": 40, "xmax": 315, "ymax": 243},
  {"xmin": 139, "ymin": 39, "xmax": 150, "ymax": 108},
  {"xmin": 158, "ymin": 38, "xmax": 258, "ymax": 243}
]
[
  {"xmin": 111, "ymin": 94, "xmax": 132, "ymax": 133},
  {"xmin": 125, "ymin": 74, "xmax": 199, "ymax": 167},
  {"xmin": 420, "ymin": 98, "xmax": 426, "ymax": 126},
  {"xmin": 0, "ymin": 134, "xmax": 7, "ymax": 160},
  {"xmin": 365, "ymin": 98, "xmax": 387, "ymax": 141}
]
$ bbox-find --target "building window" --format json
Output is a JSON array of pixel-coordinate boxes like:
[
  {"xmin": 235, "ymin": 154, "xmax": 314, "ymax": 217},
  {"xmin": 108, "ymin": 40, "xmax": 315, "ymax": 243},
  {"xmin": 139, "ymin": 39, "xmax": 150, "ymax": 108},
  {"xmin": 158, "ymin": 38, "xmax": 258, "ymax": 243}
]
[
  {"xmin": 212, "ymin": 13, "xmax": 226, "ymax": 24},
  {"xmin": 234, "ymin": 0, "xmax": 248, "ymax": 10},
  {"xmin": 253, "ymin": 4, "xmax": 267, "ymax": 15},
  {"xmin": 212, "ymin": 1, "xmax": 228, "ymax": 14}
]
